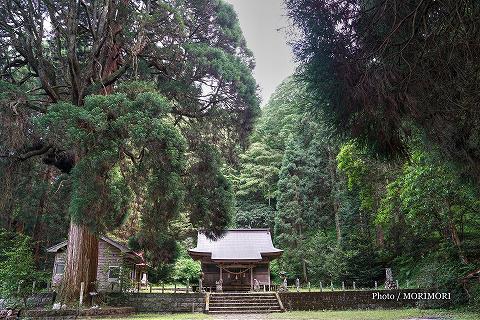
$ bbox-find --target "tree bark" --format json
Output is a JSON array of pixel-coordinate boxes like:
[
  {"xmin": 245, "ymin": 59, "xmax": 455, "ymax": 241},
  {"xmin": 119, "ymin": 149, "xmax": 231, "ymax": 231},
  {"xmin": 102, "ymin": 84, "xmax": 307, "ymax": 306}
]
[
  {"xmin": 328, "ymin": 149, "xmax": 342, "ymax": 245},
  {"xmin": 333, "ymin": 200, "xmax": 342, "ymax": 245},
  {"xmin": 449, "ymin": 219, "xmax": 468, "ymax": 264},
  {"xmin": 376, "ymin": 225, "xmax": 385, "ymax": 248},
  {"xmin": 302, "ymin": 258, "xmax": 308, "ymax": 284},
  {"xmin": 59, "ymin": 221, "xmax": 99, "ymax": 304}
]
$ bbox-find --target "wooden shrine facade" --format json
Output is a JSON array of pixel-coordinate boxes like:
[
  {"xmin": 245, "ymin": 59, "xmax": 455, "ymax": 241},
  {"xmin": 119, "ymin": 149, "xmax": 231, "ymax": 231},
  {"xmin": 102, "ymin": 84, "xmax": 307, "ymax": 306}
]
[{"xmin": 188, "ymin": 229, "xmax": 282, "ymax": 291}]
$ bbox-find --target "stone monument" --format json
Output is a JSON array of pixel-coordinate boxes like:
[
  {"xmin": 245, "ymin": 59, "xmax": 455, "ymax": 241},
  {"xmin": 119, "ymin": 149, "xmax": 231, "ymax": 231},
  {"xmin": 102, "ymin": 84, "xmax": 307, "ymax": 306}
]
[
  {"xmin": 384, "ymin": 268, "xmax": 398, "ymax": 289},
  {"xmin": 215, "ymin": 279, "xmax": 223, "ymax": 292}
]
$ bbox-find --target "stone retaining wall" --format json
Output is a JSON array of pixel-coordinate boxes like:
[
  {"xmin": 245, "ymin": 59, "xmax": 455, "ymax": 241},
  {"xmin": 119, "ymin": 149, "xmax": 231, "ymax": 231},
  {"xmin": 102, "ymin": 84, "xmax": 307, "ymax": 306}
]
[
  {"xmin": 106, "ymin": 293, "xmax": 206, "ymax": 313},
  {"xmin": 279, "ymin": 289, "xmax": 450, "ymax": 310},
  {"xmin": 20, "ymin": 306, "xmax": 134, "ymax": 319},
  {"xmin": 0, "ymin": 292, "xmax": 55, "ymax": 310}
]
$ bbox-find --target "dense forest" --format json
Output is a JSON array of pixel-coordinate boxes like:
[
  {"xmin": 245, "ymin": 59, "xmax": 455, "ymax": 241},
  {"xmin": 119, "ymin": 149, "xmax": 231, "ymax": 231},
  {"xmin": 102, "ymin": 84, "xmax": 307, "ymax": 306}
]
[
  {"xmin": 232, "ymin": 76, "xmax": 480, "ymax": 306},
  {"xmin": 1, "ymin": 0, "xmax": 479, "ymax": 310}
]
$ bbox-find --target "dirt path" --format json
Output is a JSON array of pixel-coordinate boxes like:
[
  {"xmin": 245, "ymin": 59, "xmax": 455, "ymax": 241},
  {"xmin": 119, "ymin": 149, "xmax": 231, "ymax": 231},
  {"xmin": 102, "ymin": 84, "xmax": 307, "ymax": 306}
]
[{"xmin": 213, "ymin": 314, "xmax": 271, "ymax": 320}]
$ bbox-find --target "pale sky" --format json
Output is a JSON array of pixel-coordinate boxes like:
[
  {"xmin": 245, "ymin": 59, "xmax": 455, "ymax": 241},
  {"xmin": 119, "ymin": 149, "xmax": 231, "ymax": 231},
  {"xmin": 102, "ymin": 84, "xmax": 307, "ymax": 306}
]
[{"xmin": 225, "ymin": 0, "xmax": 297, "ymax": 106}]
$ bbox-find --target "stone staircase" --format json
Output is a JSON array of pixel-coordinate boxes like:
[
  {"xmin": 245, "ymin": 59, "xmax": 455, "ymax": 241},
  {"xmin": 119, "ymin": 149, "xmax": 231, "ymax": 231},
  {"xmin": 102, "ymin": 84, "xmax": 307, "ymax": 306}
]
[{"xmin": 206, "ymin": 292, "xmax": 284, "ymax": 314}]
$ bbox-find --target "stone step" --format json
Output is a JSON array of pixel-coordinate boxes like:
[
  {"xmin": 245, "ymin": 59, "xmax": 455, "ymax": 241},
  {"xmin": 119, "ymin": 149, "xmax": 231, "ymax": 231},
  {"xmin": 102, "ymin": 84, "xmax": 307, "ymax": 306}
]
[
  {"xmin": 212, "ymin": 292, "xmax": 276, "ymax": 294},
  {"xmin": 208, "ymin": 310, "xmax": 283, "ymax": 314},
  {"xmin": 211, "ymin": 294, "xmax": 276, "ymax": 298},
  {"xmin": 210, "ymin": 300, "xmax": 278, "ymax": 303},
  {"xmin": 209, "ymin": 306, "xmax": 282, "ymax": 311},
  {"xmin": 210, "ymin": 302, "xmax": 280, "ymax": 306},
  {"xmin": 212, "ymin": 293, "xmax": 276, "ymax": 296},
  {"xmin": 206, "ymin": 292, "xmax": 283, "ymax": 314},
  {"xmin": 210, "ymin": 296, "xmax": 276, "ymax": 300},
  {"xmin": 210, "ymin": 299, "xmax": 277, "ymax": 304},
  {"xmin": 212, "ymin": 294, "xmax": 275, "ymax": 296},
  {"xmin": 211, "ymin": 299, "xmax": 277, "ymax": 302}
]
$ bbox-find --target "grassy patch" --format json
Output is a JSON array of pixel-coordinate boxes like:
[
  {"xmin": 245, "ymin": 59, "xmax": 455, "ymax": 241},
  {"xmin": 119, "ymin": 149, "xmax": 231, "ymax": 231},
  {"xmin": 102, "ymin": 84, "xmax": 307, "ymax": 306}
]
[
  {"xmin": 99, "ymin": 313, "xmax": 211, "ymax": 320},
  {"xmin": 97, "ymin": 309, "xmax": 479, "ymax": 320},
  {"xmin": 268, "ymin": 309, "xmax": 479, "ymax": 320}
]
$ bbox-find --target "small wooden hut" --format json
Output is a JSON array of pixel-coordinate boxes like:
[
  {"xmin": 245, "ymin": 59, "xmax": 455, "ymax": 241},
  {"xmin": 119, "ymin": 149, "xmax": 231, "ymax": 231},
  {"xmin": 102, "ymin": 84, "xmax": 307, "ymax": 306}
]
[
  {"xmin": 188, "ymin": 229, "xmax": 282, "ymax": 291},
  {"xmin": 47, "ymin": 236, "xmax": 147, "ymax": 292}
]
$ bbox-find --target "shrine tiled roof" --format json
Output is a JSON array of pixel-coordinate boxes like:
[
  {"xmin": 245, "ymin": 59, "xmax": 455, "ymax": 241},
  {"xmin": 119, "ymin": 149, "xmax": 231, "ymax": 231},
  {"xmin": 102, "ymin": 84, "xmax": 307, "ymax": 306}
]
[{"xmin": 188, "ymin": 229, "xmax": 283, "ymax": 261}]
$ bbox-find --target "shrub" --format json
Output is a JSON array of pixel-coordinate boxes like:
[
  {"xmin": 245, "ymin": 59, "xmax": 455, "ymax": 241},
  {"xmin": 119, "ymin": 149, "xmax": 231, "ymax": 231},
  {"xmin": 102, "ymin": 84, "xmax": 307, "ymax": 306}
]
[
  {"xmin": 0, "ymin": 232, "xmax": 42, "ymax": 307},
  {"xmin": 172, "ymin": 257, "xmax": 201, "ymax": 285}
]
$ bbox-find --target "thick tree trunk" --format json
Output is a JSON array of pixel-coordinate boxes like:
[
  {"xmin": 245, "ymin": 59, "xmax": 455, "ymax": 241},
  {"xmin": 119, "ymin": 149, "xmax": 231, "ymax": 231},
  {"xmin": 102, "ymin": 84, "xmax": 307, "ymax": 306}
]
[
  {"xmin": 376, "ymin": 225, "xmax": 385, "ymax": 248},
  {"xmin": 59, "ymin": 221, "xmax": 98, "ymax": 303},
  {"xmin": 333, "ymin": 201, "xmax": 342, "ymax": 245},
  {"xmin": 449, "ymin": 220, "xmax": 468, "ymax": 264},
  {"xmin": 302, "ymin": 258, "xmax": 308, "ymax": 284},
  {"xmin": 328, "ymin": 149, "xmax": 342, "ymax": 245}
]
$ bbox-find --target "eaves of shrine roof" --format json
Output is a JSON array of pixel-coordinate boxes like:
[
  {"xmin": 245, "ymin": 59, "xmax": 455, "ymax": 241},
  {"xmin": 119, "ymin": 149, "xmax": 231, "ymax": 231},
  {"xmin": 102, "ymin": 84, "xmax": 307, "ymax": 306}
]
[{"xmin": 188, "ymin": 229, "xmax": 283, "ymax": 261}]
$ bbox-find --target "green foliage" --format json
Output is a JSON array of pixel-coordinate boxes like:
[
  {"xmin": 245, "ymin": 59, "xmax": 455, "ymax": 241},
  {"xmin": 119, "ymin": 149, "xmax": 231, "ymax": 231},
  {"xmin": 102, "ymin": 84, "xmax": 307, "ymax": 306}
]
[
  {"xmin": 0, "ymin": 231, "xmax": 43, "ymax": 307},
  {"xmin": 234, "ymin": 201, "xmax": 275, "ymax": 229},
  {"xmin": 236, "ymin": 142, "xmax": 282, "ymax": 203},
  {"xmin": 287, "ymin": 0, "xmax": 480, "ymax": 181},
  {"xmin": 187, "ymin": 143, "xmax": 234, "ymax": 238},
  {"xmin": 305, "ymin": 231, "xmax": 352, "ymax": 283},
  {"xmin": 37, "ymin": 90, "xmax": 186, "ymax": 234},
  {"xmin": 172, "ymin": 257, "xmax": 201, "ymax": 285}
]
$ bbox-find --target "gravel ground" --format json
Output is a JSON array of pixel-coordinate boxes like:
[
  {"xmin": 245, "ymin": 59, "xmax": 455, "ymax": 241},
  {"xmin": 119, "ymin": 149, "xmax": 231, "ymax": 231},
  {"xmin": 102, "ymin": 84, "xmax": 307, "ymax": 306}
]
[{"xmin": 213, "ymin": 314, "xmax": 270, "ymax": 320}]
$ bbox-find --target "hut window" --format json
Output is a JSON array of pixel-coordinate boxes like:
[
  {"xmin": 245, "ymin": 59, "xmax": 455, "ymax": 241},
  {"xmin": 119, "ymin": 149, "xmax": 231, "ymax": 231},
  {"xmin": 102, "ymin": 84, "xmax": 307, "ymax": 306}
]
[
  {"xmin": 55, "ymin": 263, "xmax": 65, "ymax": 274},
  {"xmin": 108, "ymin": 266, "xmax": 120, "ymax": 280}
]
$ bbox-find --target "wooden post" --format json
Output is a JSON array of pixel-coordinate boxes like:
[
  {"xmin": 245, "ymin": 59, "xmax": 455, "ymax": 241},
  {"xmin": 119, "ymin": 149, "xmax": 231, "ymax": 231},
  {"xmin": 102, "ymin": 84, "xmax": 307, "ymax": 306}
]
[
  {"xmin": 319, "ymin": 281, "xmax": 322, "ymax": 292},
  {"xmin": 186, "ymin": 279, "xmax": 190, "ymax": 293},
  {"xmin": 219, "ymin": 265, "xmax": 223, "ymax": 282},
  {"xmin": 149, "ymin": 283, "xmax": 152, "ymax": 293},
  {"xmin": 342, "ymin": 281, "xmax": 345, "ymax": 291},
  {"xmin": 353, "ymin": 281, "xmax": 356, "ymax": 290},
  {"xmin": 79, "ymin": 282, "xmax": 84, "ymax": 307},
  {"xmin": 162, "ymin": 282, "xmax": 164, "ymax": 293},
  {"xmin": 375, "ymin": 281, "xmax": 378, "ymax": 289},
  {"xmin": 330, "ymin": 281, "xmax": 333, "ymax": 291},
  {"xmin": 396, "ymin": 280, "xmax": 399, "ymax": 288},
  {"xmin": 250, "ymin": 265, "xmax": 253, "ymax": 291},
  {"xmin": 268, "ymin": 263, "xmax": 271, "ymax": 287},
  {"xmin": 174, "ymin": 283, "xmax": 177, "ymax": 293}
]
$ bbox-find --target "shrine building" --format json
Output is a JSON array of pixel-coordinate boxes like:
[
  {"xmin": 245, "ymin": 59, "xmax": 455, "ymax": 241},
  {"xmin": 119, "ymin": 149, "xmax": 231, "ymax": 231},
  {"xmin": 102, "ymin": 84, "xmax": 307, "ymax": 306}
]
[{"xmin": 188, "ymin": 229, "xmax": 283, "ymax": 292}]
